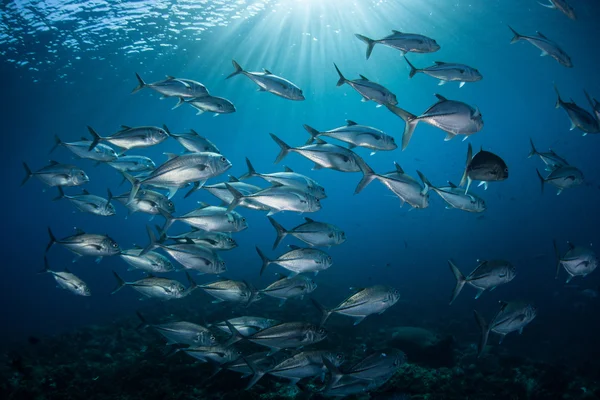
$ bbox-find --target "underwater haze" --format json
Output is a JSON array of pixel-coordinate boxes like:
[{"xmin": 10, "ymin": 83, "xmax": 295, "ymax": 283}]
[{"xmin": 3, "ymin": 0, "xmax": 600, "ymax": 398}]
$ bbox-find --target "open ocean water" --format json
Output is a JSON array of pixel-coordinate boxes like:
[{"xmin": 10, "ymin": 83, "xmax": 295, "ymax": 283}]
[{"xmin": 2, "ymin": 0, "xmax": 600, "ymax": 399}]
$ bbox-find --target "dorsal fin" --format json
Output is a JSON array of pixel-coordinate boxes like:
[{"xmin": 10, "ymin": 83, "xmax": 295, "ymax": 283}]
[
  {"xmin": 434, "ymin": 61, "xmax": 447, "ymax": 65},
  {"xmin": 165, "ymin": 75, "xmax": 176, "ymax": 80},
  {"xmin": 164, "ymin": 153, "xmax": 178, "ymax": 161},
  {"xmin": 315, "ymin": 138, "xmax": 327, "ymax": 145},
  {"xmin": 567, "ymin": 241, "xmax": 575, "ymax": 250},
  {"xmin": 346, "ymin": 119, "xmax": 358, "ymax": 126},
  {"xmin": 392, "ymin": 30, "xmax": 402, "ymax": 34},
  {"xmin": 447, "ymin": 181, "xmax": 457, "ymax": 188},
  {"xmin": 80, "ymin": 137, "xmax": 89, "ymax": 141},
  {"xmin": 275, "ymin": 273, "xmax": 288, "ymax": 281},
  {"xmin": 359, "ymin": 74, "xmax": 369, "ymax": 81},
  {"xmin": 434, "ymin": 94, "xmax": 448, "ymax": 102},
  {"xmin": 74, "ymin": 228, "xmax": 86, "ymax": 235},
  {"xmin": 288, "ymin": 245, "xmax": 302, "ymax": 250},
  {"xmin": 64, "ymin": 267, "xmax": 72, "ymax": 273},
  {"xmin": 394, "ymin": 162, "xmax": 404, "ymax": 174},
  {"xmin": 82, "ymin": 189, "xmax": 90, "ymax": 195},
  {"xmin": 189, "ymin": 129, "xmax": 200, "ymax": 136},
  {"xmin": 48, "ymin": 160, "xmax": 61, "ymax": 165},
  {"xmin": 120, "ymin": 125, "xmax": 132, "ymax": 131},
  {"xmin": 263, "ymin": 69, "xmax": 273, "ymax": 75},
  {"xmin": 228, "ymin": 175, "xmax": 240, "ymax": 183},
  {"xmin": 283, "ymin": 166, "xmax": 294, "ymax": 173},
  {"xmin": 304, "ymin": 217, "xmax": 315, "ymax": 223},
  {"xmin": 536, "ymin": 31, "xmax": 548, "ymax": 39},
  {"xmin": 197, "ymin": 201, "xmax": 210, "ymax": 208}
]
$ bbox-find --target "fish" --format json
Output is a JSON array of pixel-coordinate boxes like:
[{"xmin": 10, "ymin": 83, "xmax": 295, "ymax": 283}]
[
  {"xmin": 183, "ymin": 346, "xmax": 241, "ymax": 366},
  {"xmin": 404, "ymin": 57, "xmax": 482, "ymax": 88},
  {"xmin": 135, "ymin": 312, "xmax": 216, "ymax": 347},
  {"xmin": 553, "ymin": 241, "xmax": 598, "ymax": 283},
  {"xmin": 460, "ymin": 144, "xmax": 508, "ymax": 193},
  {"xmin": 22, "ymin": 161, "xmax": 89, "ymax": 188},
  {"xmin": 199, "ymin": 279, "xmax": 261, "ymax": 305},
  {"xmin": 538, "ymin": 0, "xmax": 576, "ymax": 20},
  {"xmin": 53, "ymin": 187, "xmax": 116, "ymax": 216},
  {"xmin": 39, "ymin": 257, "xmax": 90, "ymax": 296},
  {"xmin": 225, "ymin": 351, "xmax": 289, "ymax": 380},
  {"xmin": 527, "ymin": 139, "xmax": 568, "ymax": 171},
  {"xmin": 50, "ymin": 135, "xmax": 118, "ymax": 162},
  {"xmin": 107, "ymin": 155, "xmax": 156, "ymax": 173},
  {"xmin": 120, "ymin": 247, "xmax": 174, "ymax": 273},
  {"xmin": 355, "ymin": 162, "xmax": 430, "ymax": 209},
  {"xmin": 268, "ymin": 216, "xmax": 346, "ymax": 249},
  {"xmin": 584, "ymin": 91, "xmax": 600, "ymax": 122},
  {"xmin": 448, "ymin": 259, "xmax": 516, "ymax": 304},
  {"xmin": 226, "ymin": 60, "xmax": 305, "ymax": 101},
  {"xmin": 322, "ymin": 374, "xmax": 391, "ymax": 397},
  {"xmin": 201, "ymin": 177, "xmax": 267, "ymax": 211},
  {"xmin": 87, "ymin": 125, "xmax": 169, "ymax": 152},
  {"xmin": 175, "ymin": 95, "xmax": 236, "ymax": 115},
  {"xmin": 111, "ymin": 270, "xmax": 197, "ymax": 300},
  {"xmin": 226, "ymin": 183, "xmax": 321, "ymax": 216},
  {"xmin": 256, "ymin": 245, "xmax": 332, "ymax": 276},
  {"xmin": 132, "ymin": 73, "xmax": 210, "ymax": 98},
  {"xmin": 114, "ymin": 189, "xmax": 175, "ymax": 216},
  {"xmin": 124, "ymin": 152, "xmax": 232, "ymax": 202},
  {"xmin": 508, "ymin": 26, "xmax": 572, "ymax": 68},
  {"xmin": 473, "ymin": 301, "xmax": 537, "ymax": 357},
  {"xmin": 259, "ymin": 274, "xmax": 317, "ymax": 304},
  {"xmin": 312, "ymin": 285, "xmax": 400, "ymax": 326},
  {"xmin": 303, "ymin": 121, "xmax": 397, "ymax": 153},
  {"xmin": 333, "ymin": 63, "xmax": 397, "ymax": 105},
  {"xmin": 165, "ymin": 229, "xmax": 238, "ymax": 251},
  {"xmin": 162, "ymin": 125, "xmax": 220, "ymax": 153},
  {"xmin": 355, "ymin": 30, "xmax": 440, "ymax": 59},
  {"xmin": 554, "ymin": 85, "xmax": 599, "ymax": 135},
  {"xmin": 239, "ymin": 158, "xmax": 326, "ymax": 199},
  {"xmin": 46, "ymin": 227, "xmax": 120, "ymax": 263},
  {"xmin": 211, "ymin": 317, "xmax": 279, "ymax": 337},
  {"xmin": 160, "ymin": 204, "xmax": 247, "ymax": 234},
  {"xmin": 385, "ymin": 94, "xmax": 483, "ymax": 151},
  {"xmin": 535, "ymin": 165, "xmax": 583, "ymax": 195},
  {"xmin": 417, "ymin": 172, "xmax": 485, "ymax": 213}
]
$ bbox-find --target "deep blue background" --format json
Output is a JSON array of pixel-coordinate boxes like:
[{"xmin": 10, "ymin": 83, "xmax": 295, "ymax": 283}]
[{"xmin": 2, "ymin": 0, "xmax": 600, "ymax": 365}]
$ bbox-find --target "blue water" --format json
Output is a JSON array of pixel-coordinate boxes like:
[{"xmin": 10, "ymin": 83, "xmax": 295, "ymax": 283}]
[{"xmin": 3, "ymin": 0, "xmax": 600, "ymax": 378}]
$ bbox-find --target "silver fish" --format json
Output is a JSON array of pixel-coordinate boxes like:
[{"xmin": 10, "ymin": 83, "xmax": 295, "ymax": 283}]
[
  {"xmin": 474, "ymin": 301, "xmax": 537, "ymax": 357},
  {"xmin": 334, "ymin": 63, "xmax": 397, "ymax": 105},
  {"xmin": 554, "ymin": 241, "xmax": 598, "ymax": 283},
  {"xmin": 136, "ymin": 312, "xmax": 216, "ymax": 346},
  {"xmin": 322, "ymin": 374, "xmax": 390, "ymax": 397},
  {"xmin": 226, "ymin": 351, "xmax": 288, "ymax": 379},
  {"xmin": 22, "ymin": 161, "xmax": 89, "ymax": 188},
  {"xmin": 183, "ymin": 346, "xmax": 241, "ymax": 365},
  {"xmin": 460, "ymin": 144, "xmax": 508, "ymax": 193},
  {"xmin": 538, "ymin": 0, "xmax": 576, "ymax": 20},
  {"xmin": 303, "ymin": 121, "xmax": 397, "ymax": 153},
  {"xmin": 199, "ymin": 279, "xmax": 260, "ymax": 305},
  {"xmin": 120, "ymin": 248, "xmax": 174, "ymax": 273},
  {"xmin": 528, "ymin": 139, "xmax": 568, "ymax": 171},
  {"xmin": 227, "ymin": 321, "xmax": 327, "ymax": 353},
  {"xmin": 508, "ymin": 26, "xmax": 572, "ymax": 68},
  {"xmin": 268, "ymin": 216, "xmax": 346, "ymax": 249},
  {"xmin": 355, "ymin": 30, "xmax": 440, "ymax": 59},
  {"xmin": 132, "ymin": 73, "xmax": 209, "ymax": 98},
  {"xmin": 313, "ymin": 285, "xmax": 400, "ymax": 326},
  {"xmin": 418, "ymin": 172, "xmax": 485, "ymax": 213},
  {"xmin": 386, "ymin": 94, "xmax": 483, "ymax": 151},
  {"xmin": 163, "ymin": 126, "xmax": 220, "ymax": 153},
  {"xmin": 111, "ymin": 270, "xmax": 196, "ymax": 300},
  {"xmin": 202, "ymin": 177, "xmax": 266, "ymax": 211},
  {"xmin": 226, "ymin": 60, "xmax": 305, "ymax": 101},
  {"xmin": 87, "ymin": 125, "xmax": 169, "ymax": 152},
  {"xmin": 256, "ymin": 245, "xmax": 332, "ymax": 276},
  {"xmin": 46, "ymin": 228, "xmax": 120, "ymax": 263},
  {"xmin": 211, "ymin": 316, "xmax": 279, "ymax": 337},
  {"xmin": 108, "ymin": 155, "xmax": 155, "ymax": 173},
  {"xmin": 226, "ymin": 183, "xmax": 322, "ymax": 216},
  {"xmin": 448, "ymin": 259, "xmax": 516, "ymax": 304},
  {"xmin": 166, "ymin": 229, "xmax": 237, "ymax": 251},
  {"xmin": 259, "ymin": 274, "xmax": 317, "ymax": 304},
  {"xmin": 53, "ymin": 187, "xmax": 116, "ymax": 216},
  {"xmin": 39, "ymin": 257, "xmax": 90, "ymax": 296},
  {"xmin": 239, "ymin": 158, "xmax": 326, "ymax": 199},
  {"xmin": 536, "ymin": 165, "xmax": 583, "ymax": 195},
  {"xmin": 405, "ymin": 57, "xmax": 482, "ymax": 88},
  {"xmin": 554, "ymin": 85, "xmax": 599, "ymax": 135},
  {"xmin": 161, "ymin": 204, "xmax": 247, "ymax": 234},
  {"xmin": 114, "ymin": 189, "xmax": 175, "ymax": 216},
  {"xmin": 50, "ymin": 135, "xmax": 118, "ymax": 162},
  {"xmin": 175, "ymin": 95, "xmax": 236, "ymax": 115}
]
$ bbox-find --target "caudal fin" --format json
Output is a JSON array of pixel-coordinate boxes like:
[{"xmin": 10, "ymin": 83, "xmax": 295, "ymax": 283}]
[
  {"xmin": 87, "ymin": 126, "xmax": 103, "ymax": 151},
  {"xmin": 46, "ymin": 227, "xmax": 57, "ymax": 253},
  {"xmin": 535, "ymin": 169, "xmax": 545, "ymax": 194},
  {"xmin": 141, "ymin": 225, "xmax": 160, "ymax": 256},
  {"xmin": 223, "ymin": 320, "xmax": 246, "ymax": 347},
  {"xmin": 242, "ymin": 356, "xmax": 267, "ymax": 390},
  {"xmin": 528, "ymin": 138, "xmax": 538, "ymax": 158},
  {"xmin": 384, "ymin": 104, "xmax": 418, "ymax": 151},
  {"xmin": 111, "ymin": 271, "xmax": 127, "ymax": 294},
  {"xmin": 354, "ymin": 34, "xmax": 376, "ymax": 60},
  {"xmin": 448, "ymin": 259, "xmax": 467, "ymax": 305},
  {"xmin": 311, "ymin": 298, "xmax": 333, "ymax": 327},
  {"xmin": 21, "ymin": 162, "xmax": 33, "ymax": 186},
  {"xmin": 135, "ymin": 311, "xmax": 150, "ymax": 330},
  {"xmin": 158, "ymin": 208, "xmax": 176, "ymax": 236},
  {"xmin": 553, "ymin": 84, "xmax": 563, "ymax": 109},
  {"xmin": 255, "ymin": 247, "xmax": 272, "ymax": 276},
  {"xmin": 39, "ymin": 256, "xmax": 51, "ymax": 274},
  {"xmin": 52, "ymin": 186, "xmax": 66, "ymax": 201},
  {"xmin": 333, "ymin": 63, "xmax": 346, "ymax": 87},
  {"xmin": 473, "ymin": 310, "xmax": 490, "ymax": 357},
  {"xmin": 183, "ymin": 271, "xmax": 198, "ymax": 296},
  {"xmin": 226, "ymin": 60, "xmax": 244, "ymax": 80},
  {"xmin": 507, "ymin": 25, "xmax": 522, "ymax": 44},
  {"xmin": 267, "ymin": 216, "xmax": 288, "ymax": 249},
  {"xmin": 404, "ymin": 56, "xmax": 419, "ymax": 78},
  {"xmin": 303, "ymin": 124, "xmax": 321, "ymax": 145},
  {"xmin": 239, "ymin": 157, "xmax": 258, "ymax": 180},
  {"xmin": 50, "ymin": 135, "xmax": 62, "ymax": 154},
  {"xmin": 131, "ymin": 72, "xmax": 147, "ymax": 94},
  {"xmin": 224, "ymin": 183, "xmax": 244, "ymax": 212},
  {"xmin": 270, "ymin": 133, "xmax": 292, "ymax": 164},
  {"xmin": 354, "ymin": 159, "xmax": 377, "ymax": 194},
  {"xmin": 322, "ymin": 355, "xmax": 344, "ymax": 392},
  {"xmin": 121, "ymin": 172, "xmax": 141, "ymax": 205},
  {"xmin": 460, "ymin": 143, "xmax": 473, "ymax": 193}
]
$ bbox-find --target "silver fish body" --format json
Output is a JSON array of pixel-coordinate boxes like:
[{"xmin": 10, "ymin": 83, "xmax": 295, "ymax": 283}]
[
  {"xmin": 405, "ymin": 58, "xmax": 482, "ymax": 87},
  {"xmin": 212, "ymin": 316, "xmax": 279, "ymax": 336},
  {"xmin": 268, "ymin": 216, "xmax": 346, "ymax": 249},
  {"xmin": 167, "ymin": 128, "xmax": 220, "ymax": 153},
  {"xmin": 120, "ymin": 248, "xmax": 174, "ymax": 273},
  {"xmin": 54, "ymin": 188, "xmax": 116, "ymax": 216},
  {"xmin": 40, "ymin": 257, "xmax": 90, "ymax": 296},
  {"xmin": 22, "ymin": 161, "xmax": 89, "ymax": 188},
  {"xmin": 536, "ymin": 165, "xmax": 584, "ymax": 195},
  {"xmin": 334, "ymin": 64, "xmax": 397, "ymax": 105},
  {"xmin": 114, "ymin": 189, "xmax": 175, "ymax": 216},
  {"xmin": 303, "ymin": 121, "xmax": 396, "ymax": 152},
  {"xmin": 355, "ymin": 30, "xmax": 440, "ymax": 58},
  {"xmin": 554, "ymin": 241, "xmax": 598, "ymax": 282},
  {"xmin": 508, "ymin": 27, "xmax": 572, "ymax": 67},
  {"xmin": 448, "ymin": 259, "xmax": 515, "ymax": 304},
  {"xmin": 200, "ymin": 279, "xmax": 260, "ymax": 304},
  {"xmin": 132, "ymin": 73, "xmax": 210, "ymax": 98},
  {"xmin": 162, "ymin": 205, "xmax": 247, "ymax": 233},
  {"xmin": 88, "ymin": 125, "xmax": 169, "ymax": 151},
  {"xmin": 111, "ymin": 271, "xmax": 194, "ymax": 300},
  {"xmin": 227, "ymin": 60, "xmax": 304, "ymax": 101},
  {"xmin": 181, "ymin": 95, "xmax": 236, "ymax": 115},
  {"xmin": 51, "ymin": 136, "xmax": 118, "ymax": 162},
  {"xmin": 257, "ymin": 245, "xmax": 332, "ymax": 276},
  {"xmin": 260, "ymin": 275, "xmax": 317, "ymax": 302},
  {"xmin": 46, "ymin": 228, "xmax": 120, "ymax": 261},
  {"xmin": 167, "ymin": 230, "xmax": 238, "ymax": 251},
  {"xmin": 108, "ymin": 156, "xmax": 155, "ymax": 173}
]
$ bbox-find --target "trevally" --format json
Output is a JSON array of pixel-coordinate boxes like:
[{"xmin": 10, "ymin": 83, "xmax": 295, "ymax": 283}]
[
  {"xmin": 508, "ymin": 26, "xmax": 572, "ymax": 68},
  {"xmin": 355, "ymin": 30, "xmax": 440, "ymax": 59},
  {"xmin": 538, "ymin": 0, "xmax": 576, "ymax": 21},
  {"xmin": 87, "ymin": 125, "xmax": 169, "ymax": 152},
  {"xmin": 333, "ymin": 63, "xmax": 397, "ymax": 105},
  {"xmin": 268, "ymin": 216, "xmax": 346, "ymax": 249},
  {"xmin": 528, "ymin": 139, "xmax": 568, "ymax": 171},
  {"xmin": 460, "ymin": 144, "xmax": 509, "ymax": 193},
  {"xmin": 226, "ymin": 60, "xmax": 305, "ymax": 101},
  {"xmin": 111, "ymin": 270, "xmax": 197, "ymax": 300},
  {"xmin": 107, "ymin": 155, "xmax": 155, "ymax": 173},
  {"xmin": 448, "ymin": 259, "xmax": 516, "ymax": 304},
  {"xmin": 256, "ymin": 245, "xmax": 332, "ymax": 276},
  {"xmin": 303, "ymin": 121, "xmax": 397, "ymax": 154},
  {"xmin": 405, "ymin": 57, "xmax": 482, "ymax": 88},
  {"xmin": 175, "ymin": 95, "xmax": 236, "ymax": 115},
  {"xmin": 39, "ymin": 257, "xmax": 90, "ymax": 296},
  {"xmin": 165, "ymin": 229, "xmax": 237, "ymax": 251},
  {"xmin": 46, "ymin": 227, "xmax": 120, "ymax": 263},
  {"xmin": 201, "ymin": 177, "xmax": 267, "ymax": 211},
  {"xmin": 50, "ymin": 135, "xmax": 118, "ymax": 162},
  {"xmin": 120, "ymin": 247, "xmax": 174, "ymax": 273},
  {"xmin": 554, "ymin": 85, "xmax": 599, "ymax": 135},
  {"xmin": 553, "ymin": 241, "xmax": 598, "ymax": 283},
  {"xmin": 418, "ymin": 172, "xmax": 485, "ymax": 213},
  {"xmin": 162, "ymin": 125, "xmax": 220, "ymax": 153},
  {"xmin": 53, "ymin": 187, "xmax": 115, "ymax": 216},
  {"xmin": 259, "ymin": 274, "xmax": 317, "ymax": 304},
  {"xmin": 114, "ymin": 189, "xmax": 175, "ymax": 217},
  {"xmin": 199, "ymin": 279, "xmax": 261, "ymax": 305},
  {"xmin": 536, "ymin": 165, "xmax": 583, "ymax": 195},
  {"xmin": 22, "ymin": 160, "xmax": 89, "ymax": 188},
  {"xmin": 160, "ymin": 204, "xmax": 247, "ymax": 234},
  {"xmin": 211, "ymin": 316, "xmax": 279, "ymax": 337},
  {"xmin": 132, "ymin": 73, "xmax": 210, "ymax": 98},
  {"xmin": 136, "ymin": 312, "xmax": 216, "ymax": 347},
  {"xmin": 226, "ymin": 183, "xmax": 322, "ymax": 216}
]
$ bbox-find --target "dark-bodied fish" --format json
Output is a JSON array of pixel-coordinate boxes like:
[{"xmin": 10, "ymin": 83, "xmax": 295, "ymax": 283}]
[
  {"xmin": 460, "ymin": 144, "xmax": 508, "ymax": 193},
  {"xmin": 355, "ymin": 30, "xmax": 440, "ymax": 59},
  {"xmin": 527, "ymin": 139, "xmax": 568, "ymax": 171},
  {"xmin": 226, "ymin": 60, "xmax": 305, "ymax": 101},
  {"xmin": 120, "ymin": 247, "xmax": 174, "ymax": 273},
  {"xmin": 303, "ymin": 121, "xmax": 397, "ymax": 154},
  {"xmin": 333, "ymin": 63, "xmax": 397, "ymax": 106},
  {"xmin": 312, "ymin": 285, "xmax": 400, "ymax": 326},
  {"xmin": 39, "ymin": 257, "xmax": 90, "ymax": 296},
  {"xmin": 165, "ymin": 229, "xmax": 237, "ymax": 251},
  {"xmin": 448, "ymin": 259, "xmax": 515, "ymax": 304},
  {"xmin": 199, "ymin": 279, "xmax": 261, "ymax": 305},
  {"xmin": 114, "ymin": 189, "xmax": 175, "ymax": 216},
  {"xmin": 418, "ymin": 172, "xmax": 485, "ymax": 213},
  {"xmin": 239, "ymin": 158, "xmax": 326, "ymax": 199},
  {"xmin": 535, "ymin": 165, "xmax": 583, "ymax": 195},
  {"xmin": 256, "ymin": 245, "xmax": 332, "ymax": 276},
  {"xmin": 50, "ymin": 135, "xmax": 118, "ymax": 162},
  {"xmin": 201, "ymin": 177, "xmax": 267, "ymax": 211},
  {"xmin": 22, "ymin": 161, "xmax": 89, "ymax": 188},
  {"xmin": 554, "ymin": 85, "xmax": 599, "ymax": 135},
  {"xmin": 553, "ymin": 241, "xmax": 598, "ymax": 283},
  {"xmin": 136, "ymin": 311, "xmax": 216, "ymax": 347},
  {"xmin": 538, "ymin": 0, "xmax": 576, "ymax": 20},
  {"xmin": 386, "ymin": 94, "xmax": 483, "ymax": 150},
  {"xmin": 111, "ymin": 270, "xmax": 197, "ymax": 300},
  {"xmin": 211, "ymin": 316, "xmax": 279, "ymax": 336},
  {"xmin": 268, "ymin": 216, "xmax": 346, "ymax": 249},
  {"xmin": 259, "ymin": 274, "xmax": 317, "ymax": 305},
  {"xmin": 474, "ymin": 301, "xmax": 537, "ymax": 357},
  {"xmin": 108, "ymin": 155, "xmax": 155, "ymax": 173},
  {"xmin": 226, "ymin": 183, "xmax": 321, "ymax": 216},
  {"xmin": 162, "ymin": 125, "xmax": 220, "ymax": 153},
  {"xmin": 132, "ymin": 73, "xmax": 209, "ymax": 98},
  {"xmin": 160, "ymin": 204, "xmax": 247, "ymax": 234},
  {"xmin": 508, "ymin": 26, "xmax": 572, "ymax": 68},
  {"xmin": 46, "ymin": 227, "xmax": 120, "ymax": 263},
  {"xmin": 584, "ymin": 91, "xmax": 600, "ymax": 122},
  {"xmin": 175, "ymin": 95, "xmax": 236, "ymax": 115},
  {"xmin": 405, "ymin": 57, "xmax": 482, "ymax": 88},
  {"xmin": 87, "ymin": 125, "xmax": 169, "ymax": 152}
]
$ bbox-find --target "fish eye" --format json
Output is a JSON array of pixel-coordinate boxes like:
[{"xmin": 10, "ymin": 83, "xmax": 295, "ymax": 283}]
[
  {"xmin": 210, "ymin": 335, "xmax": 216, "ymax": 341},
  {"xmin": 168, "ymin": 201, "xmax": 174, "ymax": 207},
  {"xmin": 504, "ymin": 168, "xmax": 508, "ymax": 173},
  {"xmin": 220, "ymin": 156, "xmax": 226, "ymax": 162},
  {"xmin": 242, "ymin": 217, "xmax": 246, "ymax": 222},
  {"xmin": 112, "ymin": 242, "xmax": 118, "ymax": 248}
]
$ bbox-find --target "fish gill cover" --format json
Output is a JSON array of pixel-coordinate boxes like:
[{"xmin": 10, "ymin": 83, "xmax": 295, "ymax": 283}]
[{"xmin": 2, "ymin": 0, "xmax": 600, "ymax": 399}]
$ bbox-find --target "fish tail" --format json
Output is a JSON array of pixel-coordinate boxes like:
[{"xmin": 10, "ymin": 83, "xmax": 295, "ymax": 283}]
[
  {"xmin": 52, "ymin": 186, "xmax": 66, "ymax": 201},
  {"xmin": 183, "ymin": 271, "xmax": 198, "ymax": 296},
  {"xmin": 405, "ymin": 56, "xmax": 419, "ymax": 78},
  {"xmin": 157, "ymin": 208, "xmax": 175, "ymax": 236},
  {"xmin": 223, "ymin": 320, "xmax": 246, "ymax": 347},
  {"xmin": 354, "ymin": 34, "xmax": 376, "ymax": 60},
  {"xmin": 448, "ymin": 259, "xmax": 467, "ymax": 305},
  {"xmin": 172, "ymin": 97, "xmax": 185, "ymax": 110},
  {"xmin": 384, "ymin": 104, "xmax": 418, "ymax": 151},
  {"xmin": 268, "ymin": 216, "xmax": 288, "ymax": 249},
  {"xmin": 354, "ymin": 159, "xmax": 377, "ymax": 194},
  {"xmin": 311, "ymin": 298, "xmax": 333, "ymax": 327},
  {"xmin": 86, "ymin": 126, "xmax": 102, "ymax": 151},
  {"xmin": 135, "ymin": 311, "xmax": 150, "ymax": 330},
  {"xmin": 45, "ymin": 227, "xmax": 57, "ymax": 253},
  {"xmin": 122, "ymin": 171, "xmax": 141, "ymax": 205},
  {"xmin": 226, "ymin": 59, "xmax": 244, "ymax": 80},
  {"xmin": 416, "ymin": 170, "xmax": 434, "ymax": 195},
  {"xmin": 473, "ymin": 310, "xmax": 490, "ymax": 357},
  {"xmin": 131, "ymin": 72, "xmax": 147, "ymax": 94},
  {"xmin": 528, "ymin": 138, "xmax": 538, "ymax": 158},
  {"xmin": 242, "ymin": 356, "xmax": 266, "ymax": 390},
  {"xmin": 21, "ymin": 162, "xmax": 33, "ymax": 186},
  {"xmin": 322, "ymin": 353, "xmax": 344, "ymax": 390},
  {"xmin": 507, "ymin": 25, "xmax": 522, "ymax": 44},
  {"xmin": 333, "ymin": 63, "xmax": 346, "ymax": 87},
  {"xmin": 141, "ymin": 225, "xmax": 160, "ymax": 256},
  {"xmin": 553, "ymin": 83, "xmax": 563, "ymax": 109},
  {"xmin": 535, "ymin": 169, "xmax": 545, "ymax": 194},
  {"xmin": 111, "ymin": 270, "xmax": 127, "ymax": 294},
  {"xmin": 302, "ymin": 124, "xmax": 320, "ymax": 145},
  {"xmin": 39, "ymin": 256, "xmax": 51, "ymax": 274},
  {"xmin": 239, "ymin": 157, "xmax": 257, "ymax": 180},
  {"xmin": 459, "ymin": 143, "xmax": 473, "ymax": 188},
  {"xmin": 224, "ymin": 183, "xmax": 244, "ymax": 212},
  {"xmin": 553, "ymin": 240, "xmax": 562, "ymax": 279},
  {"xmin": 183, "ymin": 181, "xmax": 201, "ymax": 199},
  {"xmin": 50, "ymin": 134, "xmax": 62, "ymax": 154},
  {"xmin": 270, "ymin": 133, "xmax": 292, "ymax": 164},
  {"xmin": 255, "ymin": 246, "xmax": 272, "ymax": 276},
  {"xmin": 583, "ymin": 90, "xmax": 596, "ymax": 111}
]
